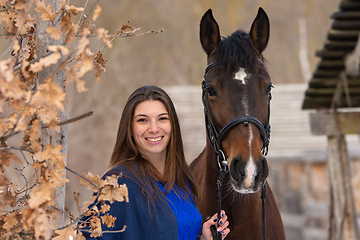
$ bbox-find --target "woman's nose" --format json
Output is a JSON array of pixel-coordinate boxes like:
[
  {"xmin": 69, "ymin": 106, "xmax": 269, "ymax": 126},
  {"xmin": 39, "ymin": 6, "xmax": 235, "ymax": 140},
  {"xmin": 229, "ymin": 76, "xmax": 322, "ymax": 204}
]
[{"xmin": 148, "ymin": 121, "xmax": 159, "ymax": 133}]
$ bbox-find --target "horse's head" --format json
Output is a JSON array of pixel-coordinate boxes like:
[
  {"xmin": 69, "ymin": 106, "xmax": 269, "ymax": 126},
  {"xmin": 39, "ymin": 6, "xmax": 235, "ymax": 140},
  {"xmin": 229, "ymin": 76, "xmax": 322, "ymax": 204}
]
[{"xmin": 200, "ymin": 8, "xmax": 272, "ymax": 194}]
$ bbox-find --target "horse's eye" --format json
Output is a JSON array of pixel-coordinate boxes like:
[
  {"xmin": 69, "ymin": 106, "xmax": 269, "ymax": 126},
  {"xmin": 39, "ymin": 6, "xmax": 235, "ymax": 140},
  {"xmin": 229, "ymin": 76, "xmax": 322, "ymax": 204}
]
[
  {"xmin": 266, "ymin": 84, "xmax": 273, "ymax": 100},
  {"xmin": 207, "ymin": 87, "xmax": 217, "ymax": 97}
]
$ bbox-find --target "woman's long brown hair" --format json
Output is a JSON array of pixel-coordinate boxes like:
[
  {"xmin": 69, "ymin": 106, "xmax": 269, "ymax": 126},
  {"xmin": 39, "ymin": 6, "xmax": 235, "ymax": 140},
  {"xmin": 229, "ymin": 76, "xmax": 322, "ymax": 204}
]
[{"xmin": 108, "ymin": 85, "xmax": 199, "ymax": 203}]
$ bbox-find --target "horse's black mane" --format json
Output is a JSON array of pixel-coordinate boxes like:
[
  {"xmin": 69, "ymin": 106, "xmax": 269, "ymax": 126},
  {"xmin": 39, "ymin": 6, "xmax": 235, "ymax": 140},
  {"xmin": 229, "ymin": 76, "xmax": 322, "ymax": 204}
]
[{"xmin": 214, "ymin": 30, "xmax": 259, "ymax": 73}]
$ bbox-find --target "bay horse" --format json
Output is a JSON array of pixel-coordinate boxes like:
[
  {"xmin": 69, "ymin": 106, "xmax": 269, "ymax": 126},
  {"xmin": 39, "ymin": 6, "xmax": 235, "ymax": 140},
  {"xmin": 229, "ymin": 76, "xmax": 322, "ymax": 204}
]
[{"xmin": 190, "ymin": 8, "xmax": 286, "ymax": 240}]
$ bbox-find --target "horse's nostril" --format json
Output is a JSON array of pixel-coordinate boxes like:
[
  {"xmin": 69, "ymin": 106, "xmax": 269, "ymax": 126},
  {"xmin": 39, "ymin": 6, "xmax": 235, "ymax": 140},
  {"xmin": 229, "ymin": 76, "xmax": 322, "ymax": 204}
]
[{"xmin": 230, "ymin": 158, "xmax": 246, "ymax": 181}]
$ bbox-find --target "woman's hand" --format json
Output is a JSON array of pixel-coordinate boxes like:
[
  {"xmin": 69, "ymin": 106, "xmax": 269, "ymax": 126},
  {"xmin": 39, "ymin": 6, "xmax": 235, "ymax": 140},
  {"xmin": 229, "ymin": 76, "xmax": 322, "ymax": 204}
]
[{"xmin": 200, "ymin": 210, "xmax": 230, "ymax": 240}]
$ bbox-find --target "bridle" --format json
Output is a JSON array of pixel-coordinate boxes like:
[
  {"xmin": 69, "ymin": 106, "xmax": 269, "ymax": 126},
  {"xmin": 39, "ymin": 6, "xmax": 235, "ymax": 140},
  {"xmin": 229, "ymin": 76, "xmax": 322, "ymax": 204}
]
[{"xmin": 201, "ymin": 61, "xmax": 271, "ymax": 240}]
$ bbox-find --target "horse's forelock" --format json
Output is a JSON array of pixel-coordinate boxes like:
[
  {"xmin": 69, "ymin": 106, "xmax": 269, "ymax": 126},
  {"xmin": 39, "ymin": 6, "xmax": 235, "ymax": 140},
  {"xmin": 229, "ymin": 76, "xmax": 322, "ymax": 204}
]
[{"xmin": 214, "ymin": 30, "xmax": 259, "ymax": 73}]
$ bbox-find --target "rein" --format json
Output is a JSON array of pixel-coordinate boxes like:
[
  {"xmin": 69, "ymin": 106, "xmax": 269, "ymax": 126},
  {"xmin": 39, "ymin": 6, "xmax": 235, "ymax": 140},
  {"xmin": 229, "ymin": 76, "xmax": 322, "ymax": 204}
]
[{"xmin": 202, "ymin": 61, "xmax": 271, "ymax": 240}]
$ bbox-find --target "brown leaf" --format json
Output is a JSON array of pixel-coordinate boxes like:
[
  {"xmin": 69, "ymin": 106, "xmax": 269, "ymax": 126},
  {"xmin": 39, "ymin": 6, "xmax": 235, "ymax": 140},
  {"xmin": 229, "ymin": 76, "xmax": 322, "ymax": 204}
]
[
  {"xmin": 35, "ymin": 0, "xmax": 55, "ymax": 22},
  {"xmin": 65, "ymin": 5, "xmax": 84, "ymax": 15},
  {"xmin": 33, "ymin": 144, "xmax": 66, "ymax": 170},
  {"xmin": 89, "ymin": 216, "xmax": 102, "ymax": 238},
  {"xmin": 46, "ymin": 26, "xmax": 61, "ymax": 40},
  {"xmin": 53, "ymin": 225, "xmax": 77, "ymax": 240},
  {"xmin": 79, "ymin": 172, "xmax": 103, "ymax": 190},
  {"xmin": 60, "ymin": 12, "xmax": 72, "ymax": 34},
  {"xmin": 99, "ymin": 203, "xmax": 110, "ymax": 213},
  {"xmin": 101, "ymin": 213, "xmax": 116, "ymax": 228},
  {"xmin": 96, "ymin": 28, "xmax": 112, "ymax": 48},
  {"xmin": 92, "ymin": 5, "xmax": 101, "ymax": 21},
  {"xmin": 31, "ymin": 78, "xmax": 66, "ymax": 111},
  {"xmin": 28, "ymin": 182, "xmax": 54, "ymax": 208},
  {"xmin": 34, "ymin": 207, "xmax": 55, "ymax": 240},
  {"xmin": 2, "ymin": 211, "xmax": 19, "ymax": 230}
]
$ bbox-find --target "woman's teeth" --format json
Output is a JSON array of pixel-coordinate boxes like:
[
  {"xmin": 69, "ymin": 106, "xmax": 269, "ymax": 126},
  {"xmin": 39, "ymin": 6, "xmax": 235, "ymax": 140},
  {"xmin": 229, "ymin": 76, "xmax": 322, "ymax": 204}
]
[{"xmin": 147, "ymin": 137, "xmax": 162, "ymax": 142}]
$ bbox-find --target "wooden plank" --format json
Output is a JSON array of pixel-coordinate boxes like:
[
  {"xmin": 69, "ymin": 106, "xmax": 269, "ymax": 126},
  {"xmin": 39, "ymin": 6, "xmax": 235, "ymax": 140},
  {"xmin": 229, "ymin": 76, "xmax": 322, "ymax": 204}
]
[
  {"xmin": 309, "ymin": 111, "xmax": 360, "ymax": 135},
  {"xmin": 316, "ymin": 49, "xmax": 349, "ymax": 59},
  {"xmin": 332, "ymin": 11, "xmax": 360, "ymax": 20},
  {"xmin": 308, "ymin": 77, "xmax": 360, "ymax": 88},
  {"xmin": 318, "ymin": 60, "xmax": 344, "ymax": 69},
  {"xmin": 328, "ymin": 29, "xmax": 359, "ymax": 41},
  {"xmin": 313, "ymin": 69, "xmax": 341, "ymax": 78},
  {"xmin": 324, "ymin": 40, "xmax": 357, "ymax": 50},
  {"xmin": 305, "ymin": 87, "xmax": 360, "ymax": 96},
  {"xmin": 340, "ymin": 0, "xmax": 360, "ymax": 11}
]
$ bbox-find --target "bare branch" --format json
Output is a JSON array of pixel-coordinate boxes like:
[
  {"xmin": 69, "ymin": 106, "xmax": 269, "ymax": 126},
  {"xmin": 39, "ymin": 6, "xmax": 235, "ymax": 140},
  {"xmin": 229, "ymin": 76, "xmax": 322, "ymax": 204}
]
[
  {"xmin": 65, "ymin": 166, "xmax": 97, "ymax": 188},
  {"xmin": 0, "ymin": 146, "xmax": 36, "ymax": 154},
  {"xmin": 80, "ymin": 225, "xmax": 127, "ymax": 234},
  {"xmin": 77, "ymin": 0, "xmax": 100, "ymax": 35},
  {"xmin": 42, "ymin": 111, "xmax": 94, "ymax": 129}
]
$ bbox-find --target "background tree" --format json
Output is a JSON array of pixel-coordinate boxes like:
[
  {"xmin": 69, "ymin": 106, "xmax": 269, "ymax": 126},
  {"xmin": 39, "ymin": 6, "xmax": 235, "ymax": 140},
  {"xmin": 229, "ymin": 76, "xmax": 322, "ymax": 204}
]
[{"xmin": 0, "ymin": 0, "xmax": 161, "ymax": 239}]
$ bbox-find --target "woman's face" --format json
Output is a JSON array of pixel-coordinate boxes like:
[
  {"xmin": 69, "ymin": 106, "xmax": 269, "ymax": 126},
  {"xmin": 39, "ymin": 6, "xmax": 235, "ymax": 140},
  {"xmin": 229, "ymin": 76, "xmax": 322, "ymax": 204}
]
[{"xmin": 131, "ymin": 100, "xmax": 171, "ymax": 162}]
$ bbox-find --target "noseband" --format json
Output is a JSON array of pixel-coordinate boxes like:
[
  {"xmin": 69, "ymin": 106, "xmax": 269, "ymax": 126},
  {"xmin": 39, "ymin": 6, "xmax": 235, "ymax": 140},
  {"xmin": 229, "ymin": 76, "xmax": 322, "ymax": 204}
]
[{"xmin": 202, "ymin": 61, "xmax": 271, "ymax": 240}]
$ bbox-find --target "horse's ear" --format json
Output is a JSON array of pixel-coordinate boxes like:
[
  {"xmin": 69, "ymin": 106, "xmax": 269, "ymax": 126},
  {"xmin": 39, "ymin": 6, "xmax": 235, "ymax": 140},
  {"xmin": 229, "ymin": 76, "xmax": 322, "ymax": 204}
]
[
  {"xmin": 249, "ymin": 7, "xmax": 270, "ymax": 54},
  {"xmin": 200, "ymin": 9, "xmax": 221, "ymax": 57}
]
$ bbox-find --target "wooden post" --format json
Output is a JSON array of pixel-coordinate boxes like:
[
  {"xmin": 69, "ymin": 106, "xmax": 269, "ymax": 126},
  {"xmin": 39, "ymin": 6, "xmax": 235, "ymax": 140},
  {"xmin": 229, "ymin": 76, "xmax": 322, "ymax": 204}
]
[
  {"xmin": 309, "ymin": 110, "xmax": 360, "ymax": 240},
  {"xmin": 35, "ymin": 0, "xmax": 68, "ymax": 227},
  {"xmin": 327, "ymin": 112, "xmax": 359, "ymax": 240}
]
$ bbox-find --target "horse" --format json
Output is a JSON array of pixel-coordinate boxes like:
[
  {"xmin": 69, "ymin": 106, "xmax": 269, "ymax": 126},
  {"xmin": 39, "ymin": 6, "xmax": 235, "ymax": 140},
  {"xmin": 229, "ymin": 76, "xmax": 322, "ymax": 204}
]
[{"xmin": 189, "ymin": 8, "xmax": 286, "ymax": 240}]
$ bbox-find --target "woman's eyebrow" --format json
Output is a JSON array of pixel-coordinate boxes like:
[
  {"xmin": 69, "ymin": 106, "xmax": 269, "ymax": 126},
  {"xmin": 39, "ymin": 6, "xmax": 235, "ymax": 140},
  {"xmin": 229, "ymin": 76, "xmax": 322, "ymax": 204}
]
[{"xmin": 134, "ymin": 114, "xmax": 148, "ymax": 118}]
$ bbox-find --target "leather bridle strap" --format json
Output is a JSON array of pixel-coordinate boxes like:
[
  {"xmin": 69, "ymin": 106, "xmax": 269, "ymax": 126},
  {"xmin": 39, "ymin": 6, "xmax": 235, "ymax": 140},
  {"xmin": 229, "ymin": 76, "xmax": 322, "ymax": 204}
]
[{"xmin": 217, "ymin": 116, "xmax": 269, "ymax": 156}]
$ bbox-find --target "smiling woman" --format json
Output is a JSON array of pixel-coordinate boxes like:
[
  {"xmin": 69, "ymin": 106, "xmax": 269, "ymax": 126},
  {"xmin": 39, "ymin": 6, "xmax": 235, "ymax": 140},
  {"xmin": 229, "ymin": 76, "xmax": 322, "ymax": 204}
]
[{"xmin": 80, "ymin": 85, "xmax": 230, "ymax": 240}]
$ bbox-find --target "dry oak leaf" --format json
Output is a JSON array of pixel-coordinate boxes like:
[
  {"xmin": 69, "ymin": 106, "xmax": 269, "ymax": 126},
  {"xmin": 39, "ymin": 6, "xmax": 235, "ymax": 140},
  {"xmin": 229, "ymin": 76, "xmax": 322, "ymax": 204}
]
[
  {"xmin": 33, "ymin": 144, "xmax": 66, "ymax": 170},
  {"xmin": 2, "ymin": 211, "xmax": 19, "ymax": 230},
  {"xmin": 65, "ymin": 5, "xmax": 84, "ymax": 15},
  {"xmin": 35, "ymin": 0, "xmax": 55, "ymax": 22},
  {"xmin": 96, "ymin": 28, "xmax": 112, "ymax": 48},
  {"xmin": 46, "ymin": 26, "xmax": 61, "ymax": 40},
  {"xmin": 98, "ymin": 176, "xmax": 129, "ymax": 204},
  {"xmin": 101, "ymin": 213, "xmax": 116, "ymax": 228},
  {"xmin": 28, "ymin": 182, "xmax": 54, "ymax": 208},
  {"xmin": 32, "ymin": 78, "xmax": 66, "ymax": 111},
  {"xmin": 34, "ymin": 207, "xmax": 55, "ymax": 240},
  {"xmin": 89, "ymin": 216, "xmax": 102, "ymax": 238},
  {"xmin": 93, "ymin": 52, "xmax": 107, "ymax": 83},
  {"xmin": 60, "ymin": 11, "xmax": 72, "ymax": 34},
  {"xmin": 79, "ymin": 172, "xmax": 104, "ymax": 191},
  {"xmin": 29, "ymin": 51, "xmax": 62, "ymax": 72},
  {"xmin": 99, "ymin": 203, "xmax": 110, "ymax": 213},
  {"xmin": 92, "ymin": 5, "xmax": 101, "ymax": 21},
  {"xmin": 53, "ymin": 225, "xmax": 77, "ymax": 240}
]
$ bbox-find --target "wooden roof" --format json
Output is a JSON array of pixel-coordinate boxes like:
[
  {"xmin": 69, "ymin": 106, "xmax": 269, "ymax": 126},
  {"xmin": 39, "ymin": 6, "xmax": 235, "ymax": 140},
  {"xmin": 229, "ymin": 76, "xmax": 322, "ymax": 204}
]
[{"xmin": 302, "ymin": 0, "xmax": 360, "ymax": 109}]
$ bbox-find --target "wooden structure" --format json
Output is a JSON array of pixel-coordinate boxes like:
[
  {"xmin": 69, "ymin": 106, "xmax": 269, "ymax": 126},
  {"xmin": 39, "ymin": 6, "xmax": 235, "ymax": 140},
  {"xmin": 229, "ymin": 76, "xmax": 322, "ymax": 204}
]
[{"xmin": 302, "ymin": 0, "xmax": 360, "ymax": 239}]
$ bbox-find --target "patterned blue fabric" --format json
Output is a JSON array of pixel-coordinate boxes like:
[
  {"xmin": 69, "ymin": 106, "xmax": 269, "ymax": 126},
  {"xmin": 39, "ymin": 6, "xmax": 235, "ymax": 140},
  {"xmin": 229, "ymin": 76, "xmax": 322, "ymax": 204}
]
[{"xmin": 157, "ymin": 181, "xmax": 203, "ymax": 240}]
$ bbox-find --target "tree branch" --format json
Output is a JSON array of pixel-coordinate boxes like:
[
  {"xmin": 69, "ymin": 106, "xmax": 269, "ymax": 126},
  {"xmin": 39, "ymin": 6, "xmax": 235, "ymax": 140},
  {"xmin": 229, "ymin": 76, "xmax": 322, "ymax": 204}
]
[
  {"xmin": 76, "ymin": 0, "xmax": 100, "ymax": 35},
  {"xmin": 65, "ymin": 166, "xmax": 97, "ymax": 188}
]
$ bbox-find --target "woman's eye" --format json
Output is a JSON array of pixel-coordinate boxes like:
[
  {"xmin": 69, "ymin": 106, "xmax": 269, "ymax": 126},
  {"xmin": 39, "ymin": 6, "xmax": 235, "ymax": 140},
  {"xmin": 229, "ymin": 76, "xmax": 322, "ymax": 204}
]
[
  {"xmin": 137, "ymin": 118, "xmax": 147, "ymax": 122},
  {"xmin": 159, "ymin": 116, "xmax": 169, "ymax": 121},
  {"xmin": 207, "ymin": 87, "xmax": 217, "ymax": 97}
]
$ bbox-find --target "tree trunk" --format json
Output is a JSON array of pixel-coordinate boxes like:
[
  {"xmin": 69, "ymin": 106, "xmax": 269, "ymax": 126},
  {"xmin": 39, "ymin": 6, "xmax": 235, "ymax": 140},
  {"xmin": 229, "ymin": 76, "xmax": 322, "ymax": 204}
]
[
  {"xmin": 327, "ymin": 112, "xmax": 359, "ymax": 240},
  {"xmin": 35, "ymin": 0, "xmax": 68, "ymax": 227}
]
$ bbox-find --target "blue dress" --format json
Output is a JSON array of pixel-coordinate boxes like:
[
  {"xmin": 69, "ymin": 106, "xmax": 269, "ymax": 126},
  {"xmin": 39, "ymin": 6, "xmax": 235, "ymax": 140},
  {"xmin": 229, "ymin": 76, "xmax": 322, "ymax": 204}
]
[
  {"xmin": 157, "ymin": 181, "xmax": 202, "ymax": 240},
  {"xmin": 80, "ymin": 164, "xmax": 202, "ymax": 240}
]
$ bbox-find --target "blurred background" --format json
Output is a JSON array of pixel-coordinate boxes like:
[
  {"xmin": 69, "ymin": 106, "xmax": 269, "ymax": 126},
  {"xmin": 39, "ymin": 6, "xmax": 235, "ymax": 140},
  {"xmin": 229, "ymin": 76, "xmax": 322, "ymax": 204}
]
[
  {"xmin": 2, "ymin": 0, "xmax": 360, "ymax": 239},
  {"xmin": 64, "ymin": 0, "xmax": 360, "ymax": 239}
]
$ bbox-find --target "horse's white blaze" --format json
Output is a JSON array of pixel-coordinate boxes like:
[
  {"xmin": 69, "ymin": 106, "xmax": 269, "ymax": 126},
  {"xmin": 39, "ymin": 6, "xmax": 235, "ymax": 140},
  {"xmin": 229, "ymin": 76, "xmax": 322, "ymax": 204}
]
[
  {"xmin": 234, "ymin": 68, "xmax": 247, "ymax": 84},
  {"xmin": 245, "ymin": 157, "xmax": 256, "ymax": 188}
]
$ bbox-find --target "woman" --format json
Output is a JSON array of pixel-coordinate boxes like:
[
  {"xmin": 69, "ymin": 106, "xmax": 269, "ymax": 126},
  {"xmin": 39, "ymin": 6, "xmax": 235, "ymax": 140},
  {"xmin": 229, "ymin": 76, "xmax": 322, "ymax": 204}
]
[{"xmin": 80, "ymin": 85, "xmax": 230, "ymax": 240}]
